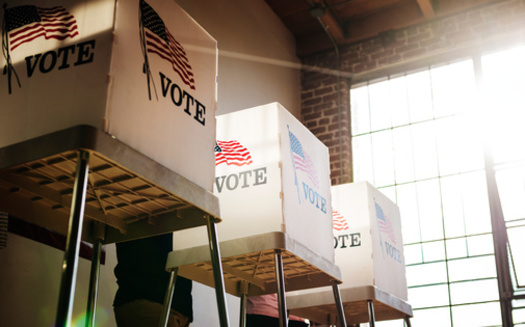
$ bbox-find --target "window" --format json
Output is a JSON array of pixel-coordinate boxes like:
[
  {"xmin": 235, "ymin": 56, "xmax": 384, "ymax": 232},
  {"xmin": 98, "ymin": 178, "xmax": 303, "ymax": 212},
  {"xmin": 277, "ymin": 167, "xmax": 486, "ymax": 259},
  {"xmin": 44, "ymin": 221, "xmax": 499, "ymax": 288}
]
[{"xmin": 351, "ymin": 48, "xmax": 525, "ymax": 326}]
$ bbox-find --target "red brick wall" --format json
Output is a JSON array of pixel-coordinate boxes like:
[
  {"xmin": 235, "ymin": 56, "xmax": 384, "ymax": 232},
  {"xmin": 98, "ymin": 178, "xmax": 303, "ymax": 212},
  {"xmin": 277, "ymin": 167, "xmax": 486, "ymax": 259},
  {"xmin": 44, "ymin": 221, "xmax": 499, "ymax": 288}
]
[{"xmin": 300, "ymin": 0, "xmax": 525, "ymax": 186}]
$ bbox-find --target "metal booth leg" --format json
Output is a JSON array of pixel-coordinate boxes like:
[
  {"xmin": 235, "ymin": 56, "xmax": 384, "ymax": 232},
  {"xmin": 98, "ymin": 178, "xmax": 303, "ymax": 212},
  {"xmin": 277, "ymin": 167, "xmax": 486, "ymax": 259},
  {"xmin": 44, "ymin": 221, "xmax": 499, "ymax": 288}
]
[
  {"xmin": 331, "ymin": 282, "xmax": 347, "ymax": 327},
  {"xmin": 85, "ymin": 237, "xmax": 103, "ymax": 327},
  {"xmin": 274, "ymin": 249, "xmax": 288, "ymax": 327},
  {"xmin": 404, "ymin": 315, "xmax": 412, "ymax": 327},
  {"xmin": 55, "ymin": 150, "xmax": 90, "ymax": 327},
  {"xmin": 367, "ymin": 300, "xmax": 376, "ymax": 327},
  {"xmin": 239, "ymin": 282, "xmax": 248, "ymax": 327},
  {"xmin": 159, "ymin": 268, "xmax": 179, "ymax": 327},
  {"xmin": 206, "ymin": 216, "xmax": 230, "ymax": 327}
]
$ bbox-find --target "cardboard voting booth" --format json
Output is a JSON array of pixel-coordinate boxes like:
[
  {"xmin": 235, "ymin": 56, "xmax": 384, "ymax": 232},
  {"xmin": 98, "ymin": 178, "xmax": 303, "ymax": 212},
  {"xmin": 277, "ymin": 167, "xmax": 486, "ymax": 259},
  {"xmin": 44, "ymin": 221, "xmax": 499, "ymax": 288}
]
[
  {"xmin": 0, "ymin": 0, "xmax": 217, "ymax": 191},
  {"xmin": 331, "ymin": 181, "xmax": 408, "ymax": 299},
  {"xmin": 286, "ymin": 182, "xmax": 411, "ymax": 324},
  {"xmin": 174, "ymin": 102, "xmax": 334, "ymax": 261},
  {"xmin": 311, "ymin": 181, "xmax": 407, "ymax": 299}
]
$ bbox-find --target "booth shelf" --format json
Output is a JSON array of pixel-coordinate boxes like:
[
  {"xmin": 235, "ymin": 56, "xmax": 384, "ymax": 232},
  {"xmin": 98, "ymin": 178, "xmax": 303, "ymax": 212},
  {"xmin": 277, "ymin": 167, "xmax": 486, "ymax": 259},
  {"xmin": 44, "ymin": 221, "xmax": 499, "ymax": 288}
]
[
  {"xmin": 166, "ymin": 231, "xmax": 341, "ymax": 296},
  {"xmin": 0, "ymin": 125, "xmax": 228, "ymax": 327},
  {"xmin": 287, "ymin": 285, "xmax": 413, "ymax": 326},
  {"xmin": 162, "ymin": 232, "xmax": 349, "ymax": 327},
  {"xmin": 0, "ymin": 125, "xmax": 220, "ymax": 244}
]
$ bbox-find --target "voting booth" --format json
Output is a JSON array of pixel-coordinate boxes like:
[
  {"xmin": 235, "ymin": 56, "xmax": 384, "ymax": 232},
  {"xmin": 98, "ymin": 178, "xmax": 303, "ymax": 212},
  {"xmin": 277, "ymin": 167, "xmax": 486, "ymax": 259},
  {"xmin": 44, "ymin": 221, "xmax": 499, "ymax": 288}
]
[
  {"xmin": 174, "ymin": 102, "xmax": 334, "ymax": 261},
  {"xmin": 1, "ymin": 0, "xmax": 217, "ymax": 192},
  {"xmin": 287, "ymin": 182, "xmax": 412, "ymax": 325},
  {"xmin": 165, "ymin": 103, "xmax": 347, "ymax": 327},
  {"xmin": 332, "ymin": 181, "xmax": 408, "ymax": 299},
  {"xmin": 0, "ymin": 1, "xmax": 230, "ymax": 326}
]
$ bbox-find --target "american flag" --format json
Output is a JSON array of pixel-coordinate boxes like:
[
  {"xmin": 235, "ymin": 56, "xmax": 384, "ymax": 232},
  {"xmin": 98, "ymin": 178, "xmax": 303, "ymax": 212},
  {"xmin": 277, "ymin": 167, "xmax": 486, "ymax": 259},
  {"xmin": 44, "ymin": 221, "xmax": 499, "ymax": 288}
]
[
  {"xmin": 5, "ymin": 5, "xmax": 79, "ymax": 51},
  {"xmin": 215, "ymin": 140, "xmax": 253, "ymax": 166},
  {"xmin": 375, "ymin": 202, "xmax": 396, "ymax": 244},
  {"xmin": 289, "ymin": 130, "xmax": 319, "ymax": 188},
  {"xmin": 333, "ymin": 210, "xmax": 349, "ymax": 231},
  {"xmin": 140, "ymin": 0, "xmax": 196, "ymax": 90}
]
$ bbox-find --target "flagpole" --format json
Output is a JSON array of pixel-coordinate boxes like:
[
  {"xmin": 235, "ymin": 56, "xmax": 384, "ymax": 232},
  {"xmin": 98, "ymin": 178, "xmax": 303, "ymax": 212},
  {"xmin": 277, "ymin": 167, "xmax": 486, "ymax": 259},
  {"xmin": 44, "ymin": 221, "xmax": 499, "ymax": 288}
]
[
  {"xmin": 138, "ymin": 1, "xmax": 156, "ymax": 100},
  {"xmin": 2, "ymin": 4, "xmax": 21, "ymax": 94},
  {"xmin": 287, "ymin": 125, "xmax": 301, "ymax": 204}
]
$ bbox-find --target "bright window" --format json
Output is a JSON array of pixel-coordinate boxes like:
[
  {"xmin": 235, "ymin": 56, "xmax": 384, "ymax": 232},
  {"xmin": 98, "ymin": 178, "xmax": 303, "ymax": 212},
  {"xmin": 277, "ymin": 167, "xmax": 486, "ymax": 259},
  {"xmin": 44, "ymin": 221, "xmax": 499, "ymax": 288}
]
[{"xmin": 351, "ymin": 47, "xmax": 525, "ymax": 326}]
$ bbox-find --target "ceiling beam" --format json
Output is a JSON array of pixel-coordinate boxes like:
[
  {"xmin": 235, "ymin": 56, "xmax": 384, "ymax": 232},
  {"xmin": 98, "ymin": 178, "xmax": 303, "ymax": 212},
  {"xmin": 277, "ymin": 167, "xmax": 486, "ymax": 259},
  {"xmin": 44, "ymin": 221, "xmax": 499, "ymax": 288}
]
[
  {"xmin": 312, "ymin": 0, "xmax": 346, "ymax": 44},
  {"xmin": 416, "ymin": 0, "xmax": 436, "ymax": 18},
  {"xmin": 296, "ymin": 1, "xmax": 425, "ymax": 56}
]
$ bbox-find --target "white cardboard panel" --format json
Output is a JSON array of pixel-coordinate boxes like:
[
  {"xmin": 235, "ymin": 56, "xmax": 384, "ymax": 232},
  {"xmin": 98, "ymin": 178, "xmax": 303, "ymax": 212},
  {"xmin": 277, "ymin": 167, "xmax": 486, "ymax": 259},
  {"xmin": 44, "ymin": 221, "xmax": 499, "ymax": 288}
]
[
  {"xmin": 0, "ymin": 0, "xmax": 217, "ymax": 191},
  {"xmin": 290, "ymin": 182, "xmax": 408, "ymax": 301},
  {"xmin": 0, "ymin": 0, "xmax": 114, "ymax": 147},
  {"xmin": 332, "ymin": 182, "xmax": 408, "ymax": 300},
  {"xmin": 173, "ymin": 103, "xmax": 334, "ymax": 262}
]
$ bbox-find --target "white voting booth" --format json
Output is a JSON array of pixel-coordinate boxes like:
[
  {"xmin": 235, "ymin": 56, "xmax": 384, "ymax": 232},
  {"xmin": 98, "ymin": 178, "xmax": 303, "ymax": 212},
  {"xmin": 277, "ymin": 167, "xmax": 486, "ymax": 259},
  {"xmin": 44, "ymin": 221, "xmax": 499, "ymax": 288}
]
[
  {"xmin": 1, "ymin": 0, "xmax": 217, "ymax": 192},
  {"xmin": 175, "ymin": 102, "xmax": 333, "ymax": 259},
  {"xmin": 287, "ymin": 182, "xmax": 413, "ymax": 325},
  {"xmin": 167, "ymin": 103, "xmax": 347, "ymax": 327},
  {"xmin": 0, "ymin": 1, "xmax": 230, "ymax": 326}
]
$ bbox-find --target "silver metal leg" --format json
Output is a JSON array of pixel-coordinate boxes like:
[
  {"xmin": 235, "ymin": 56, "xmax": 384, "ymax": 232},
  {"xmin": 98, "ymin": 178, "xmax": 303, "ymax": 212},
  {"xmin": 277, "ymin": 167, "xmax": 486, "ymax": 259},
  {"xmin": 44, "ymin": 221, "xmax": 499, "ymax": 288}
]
[
  {"xmin": 239, "ymin": 289, "xmax": 247, "ymax": 327},
  {"xmin": 85, "ymin": 237, "xmax": 102, "ymax": 327},
  {"xmin": 331, "ymin": 282, "xmax": 347, "ymax": 327},
  {"xmin": 55, "ymin": 150, "xmax": 90, "ymax": 327},
  {"xmin": 404, "ymin": 315, "xmax": 412, "ymax": 327},
  {"xmin": 274, "ymin": 249, "xmax": 288, "ymax": 327},
  {"xmin": 367, "ymin": 300, "xmax": 376, "ymax": 327},
  {"xmin": 159, "ymin": 268, "xmax": 179, "ymax": 327},
  {"xmin": 206, "ymin": 216, "xmax": 230, "ymax": 327}
]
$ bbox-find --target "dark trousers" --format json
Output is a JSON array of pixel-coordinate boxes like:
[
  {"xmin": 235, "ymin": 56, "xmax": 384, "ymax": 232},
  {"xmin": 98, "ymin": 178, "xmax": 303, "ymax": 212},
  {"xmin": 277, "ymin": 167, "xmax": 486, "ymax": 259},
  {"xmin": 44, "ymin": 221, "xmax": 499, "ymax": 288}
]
[{"xmin": 246, "ymin": 314, "xmax": 308, "ymax": 327}]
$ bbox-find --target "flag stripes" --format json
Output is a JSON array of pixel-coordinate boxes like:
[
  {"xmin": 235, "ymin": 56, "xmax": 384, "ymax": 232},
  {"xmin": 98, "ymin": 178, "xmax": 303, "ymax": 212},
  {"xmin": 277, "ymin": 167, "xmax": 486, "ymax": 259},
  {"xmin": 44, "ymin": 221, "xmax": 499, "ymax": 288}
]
[
  {"xmin": 375, "ymin": 202, "xmax": 397, "ymax": 244},
  {"xmin": 6, "ymin": 5, "xmax": 79, "ymax": 51},
  {"xmin": 333, "ymin": 210, "xmax": 349, "ymax": 231},
  {"xmin": 215, "ymin": 140, "xmax": 253, "ymax": 166},
  {"xmin": 141, "ymin": 0, "xmax": 196, "ymax": 90},
  {"xmin": 289, "ymin": 130, "xmax": 319, "ymax": 188}
]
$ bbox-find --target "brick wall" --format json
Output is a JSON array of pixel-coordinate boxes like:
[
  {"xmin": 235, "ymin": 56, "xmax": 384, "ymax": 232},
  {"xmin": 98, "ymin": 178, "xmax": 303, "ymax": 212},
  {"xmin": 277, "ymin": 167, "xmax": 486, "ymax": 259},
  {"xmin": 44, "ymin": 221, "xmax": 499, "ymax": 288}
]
[{"xmin": 300, "ymin": 0, "xmax": 525, "ymax": 186}]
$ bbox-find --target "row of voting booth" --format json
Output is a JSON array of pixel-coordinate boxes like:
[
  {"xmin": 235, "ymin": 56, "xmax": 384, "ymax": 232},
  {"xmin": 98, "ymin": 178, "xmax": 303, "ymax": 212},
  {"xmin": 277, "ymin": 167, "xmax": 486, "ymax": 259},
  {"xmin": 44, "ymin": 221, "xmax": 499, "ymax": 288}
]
[
  {"xmin": 166, "ymin": 103, "xmax": 413, "ymax": 326},
  {"xmin": 0, "ymin": 0, "xmax": 412, "ymax": 326}
]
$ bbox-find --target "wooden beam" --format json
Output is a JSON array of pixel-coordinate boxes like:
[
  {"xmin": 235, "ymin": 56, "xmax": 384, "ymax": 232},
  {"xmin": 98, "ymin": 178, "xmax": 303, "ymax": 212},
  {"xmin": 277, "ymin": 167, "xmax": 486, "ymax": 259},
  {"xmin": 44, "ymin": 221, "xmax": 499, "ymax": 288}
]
[
  {"xmin": 417, "ymin": 0, "xmax": 435, "ymax": 18},
  {"xmin": 312, "ymin": 0, "xmax": 346, "ymax": 43}
]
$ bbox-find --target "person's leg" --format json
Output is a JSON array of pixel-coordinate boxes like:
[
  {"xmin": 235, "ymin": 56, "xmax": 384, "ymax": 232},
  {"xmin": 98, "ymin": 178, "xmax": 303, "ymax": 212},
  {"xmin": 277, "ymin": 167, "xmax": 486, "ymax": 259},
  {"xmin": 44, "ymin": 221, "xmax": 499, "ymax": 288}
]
[
  {"xmin": 289, "ymin": 320, "xmax": 309, "ymax": 327},
  {"xmin": 114, "ymin": 299, "xmax": 190, "ymax": 327},
  {"xmin": 246, "ymin": 314, "xmax": 280, "ymax": 327}
]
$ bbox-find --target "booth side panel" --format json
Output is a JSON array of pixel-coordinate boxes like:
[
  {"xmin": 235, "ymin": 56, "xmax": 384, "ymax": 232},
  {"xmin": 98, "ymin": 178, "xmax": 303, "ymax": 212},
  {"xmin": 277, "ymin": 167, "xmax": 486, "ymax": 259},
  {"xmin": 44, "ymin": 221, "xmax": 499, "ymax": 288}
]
[
  {"xmin": 279, "ymin": 104, "xmax": 334, "ymax": 262},
  {"xmin": 106, "ymin": 0, "xmax": 218, "ymax": 192},
  {"xmin": 0, "ymin": 0, "xmax": 115, "ymax": 148},
  {"xmin": 332, "ymin": 182, "xmax": 375, "ymax": 287},
  {"xmin": 368, "ymin": 183, "xmax": 409, "ymax": 301}
]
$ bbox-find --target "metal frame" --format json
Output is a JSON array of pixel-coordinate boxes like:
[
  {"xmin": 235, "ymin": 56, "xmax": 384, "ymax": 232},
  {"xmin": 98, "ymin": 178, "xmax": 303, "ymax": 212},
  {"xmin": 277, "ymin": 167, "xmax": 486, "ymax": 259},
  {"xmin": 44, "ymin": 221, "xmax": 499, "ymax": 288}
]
[
  {"xmin": 55, "ymin": 150, "xmax": 91, "ymax": 326},
  {"xmin": 162, "ymin": 232, "xmax": 347, "ymax": 327},
  {"xmin": 286, "ymin": 285, "xmax": 413, "ymax": 326},
  {"xmin": 0, "ymin": 125, "xmax": 227, "ymax": 327}
]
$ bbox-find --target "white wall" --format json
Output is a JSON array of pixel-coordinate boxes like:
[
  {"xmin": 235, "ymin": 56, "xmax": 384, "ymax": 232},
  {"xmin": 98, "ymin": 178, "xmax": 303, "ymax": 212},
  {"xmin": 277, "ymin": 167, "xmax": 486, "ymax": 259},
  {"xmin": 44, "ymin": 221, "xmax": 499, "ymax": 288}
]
[
  {"xmin": 177, "ymin": 0, "xmax": 301, "ymax": 117},
  {"xmin": 0, "ymin": 233, "xmax": 119, "ymax": 327},
  {"xmin": 0, "ymin": 0, "xmax": 300, "ymax": 326}
]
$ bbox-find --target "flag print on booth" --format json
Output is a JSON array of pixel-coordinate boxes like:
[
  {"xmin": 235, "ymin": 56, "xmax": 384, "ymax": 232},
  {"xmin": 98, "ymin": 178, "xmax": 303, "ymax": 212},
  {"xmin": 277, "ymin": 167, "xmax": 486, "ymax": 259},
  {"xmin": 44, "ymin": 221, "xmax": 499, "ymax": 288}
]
[
  {"xmin": 375, "ymin": 201, "xmax": 397, "ymax": 245},
  {"xmin": 139, "ymin": 0, "xmax": 195, "ymax": 100},
  {"xmin": 1, "ymin": 4, "xmax": 80, "ymax": 93},
  {"xmin": 215, "ymin": 140, "xmax": 253, "ymax": 166},
  {"xmin": 174, "ymin": 103, "xmax": 335, "ymax": 263},
  {"xmin": 288, "ymin": 128, "xmax": 320, "ymax": 192},
  {"xmin": 332, "ymin": 210, "xmax": 349, "ymax": 231},
  {"xmin": 3, "ymin": 5, "xmax": 78, "ymax": 51},
  {"xmin": 0, "ymin": 0, "xmax": 218, "ymax": 192}
]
